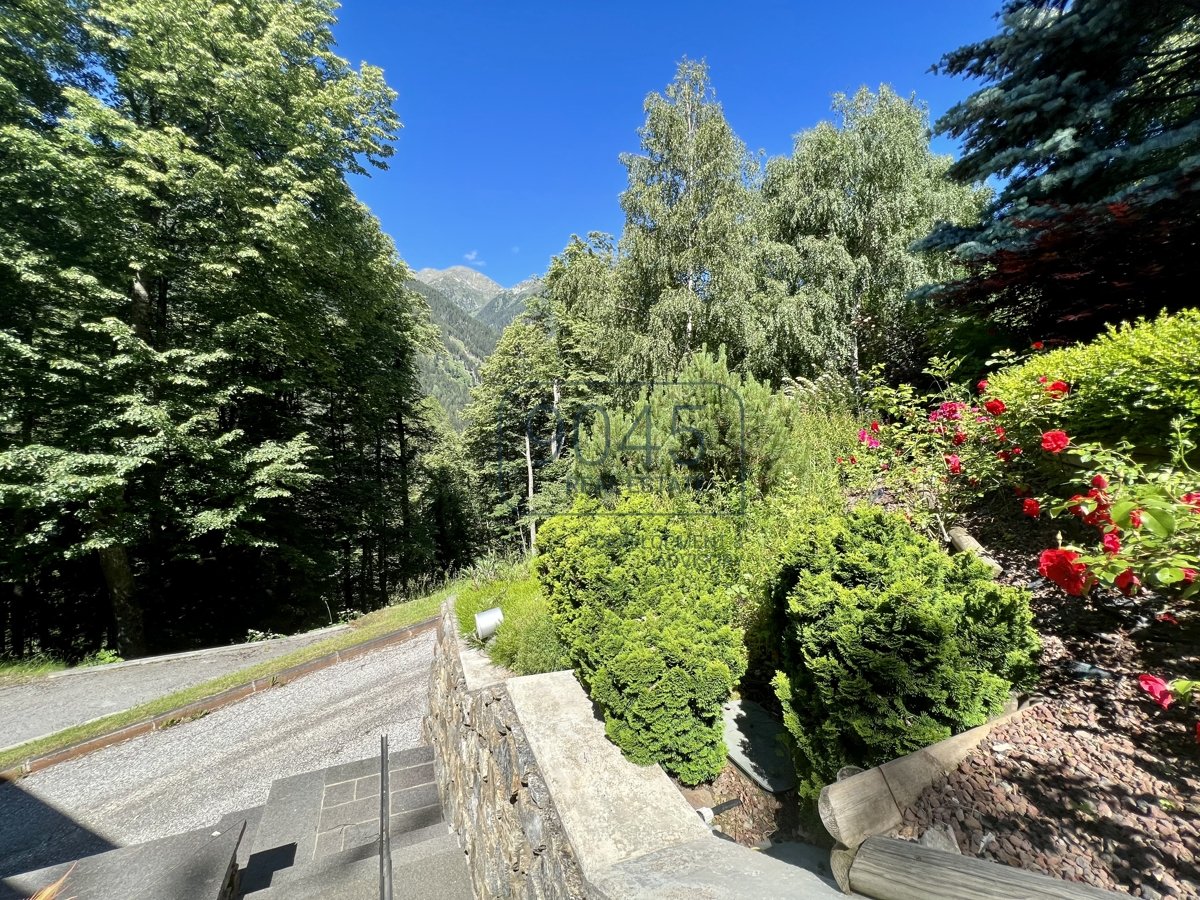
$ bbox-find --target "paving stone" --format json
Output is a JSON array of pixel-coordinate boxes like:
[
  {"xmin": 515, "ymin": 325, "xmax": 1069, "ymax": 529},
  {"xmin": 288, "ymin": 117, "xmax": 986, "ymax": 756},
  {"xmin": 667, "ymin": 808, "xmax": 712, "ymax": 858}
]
[
  {"xmin": 390, "ymin": 805, "xmax": 444, "ymax": 836},
  {"xmin": 341, "ymin": 820, "xmax": 380, "ymax": 851},
  {"xmin": 390, "ymin": 761, "xmax": 435, "ymax": 791},
  {"xmin": 390, "ymin": 782, "xmax": 440, "ymax": 815},
  {"xmin": 312, "ymin": 827, "xmax": 345, "ymax": 859},
  {"xmin": 721, "ymin": 698, "xmax": 796, "ymax": 793},
  {"xmin": 354, "ymin": 774, "xmax": 380, "ymax": 800},
  {"xmin": 318, "ymin": 796, "xmax": 375, "ymax": 832},
  {"xmin": 322, "ymin": 780, "xmax": 355, "ymax": 807}
]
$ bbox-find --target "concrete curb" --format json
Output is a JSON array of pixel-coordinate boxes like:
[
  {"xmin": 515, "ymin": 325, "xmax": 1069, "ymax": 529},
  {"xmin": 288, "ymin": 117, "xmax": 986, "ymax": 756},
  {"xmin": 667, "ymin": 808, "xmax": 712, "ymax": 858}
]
[
  {"xmin": 32, "ymin": 623, "xmax": 352, "ymax": 680},
  {"xmin": 0, "ymin": 616, "xmax": 439, "ymax": 782}
]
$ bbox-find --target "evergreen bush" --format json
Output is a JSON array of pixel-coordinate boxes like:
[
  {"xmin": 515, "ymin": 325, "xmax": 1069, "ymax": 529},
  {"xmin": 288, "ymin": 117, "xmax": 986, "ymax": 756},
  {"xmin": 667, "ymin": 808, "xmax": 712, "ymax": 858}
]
[
  {"xmin": 535, "ymin": 494, "xmax": 746, "ymax": 784},
  {"xmin": 771, "ymin": 505, "xmax": 1039, "ymax": 798}
]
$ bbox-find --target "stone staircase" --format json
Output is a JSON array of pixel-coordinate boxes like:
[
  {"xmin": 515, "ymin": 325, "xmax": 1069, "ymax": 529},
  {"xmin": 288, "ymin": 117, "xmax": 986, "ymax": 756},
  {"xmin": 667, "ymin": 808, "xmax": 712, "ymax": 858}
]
[{"xmin": 1, "ymin": 745, "xmax": 473, "ymax": 900}]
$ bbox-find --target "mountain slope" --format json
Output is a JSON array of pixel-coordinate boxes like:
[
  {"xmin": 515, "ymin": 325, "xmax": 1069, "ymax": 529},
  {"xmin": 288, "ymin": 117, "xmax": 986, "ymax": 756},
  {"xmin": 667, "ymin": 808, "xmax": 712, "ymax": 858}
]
[
  {"xmin": 413, "ymin": 266, "xmax": 502, "ymax": 314},
  {"xmin": 476, "ymin": 276, "xmax": 544, "ymax": 331},
  {"xmin": 409, "ymin": 279, "xmax": 500, "ymax": 429}
]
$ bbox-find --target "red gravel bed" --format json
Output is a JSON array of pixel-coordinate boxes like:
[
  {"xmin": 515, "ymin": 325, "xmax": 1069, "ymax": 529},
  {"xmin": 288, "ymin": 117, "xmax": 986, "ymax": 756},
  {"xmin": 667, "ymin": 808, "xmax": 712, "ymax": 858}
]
[{"xmin": 897, "ymin": 510, "xmax": 1200, "ymax": 899}]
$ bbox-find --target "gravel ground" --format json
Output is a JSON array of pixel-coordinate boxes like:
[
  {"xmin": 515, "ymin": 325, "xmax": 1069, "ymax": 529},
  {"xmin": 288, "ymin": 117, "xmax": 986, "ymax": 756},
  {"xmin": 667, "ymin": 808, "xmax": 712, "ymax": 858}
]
[
  {"xmin": 895, "ymin": 509, "xmax": 1200, "ymax": 899},
  {"xmin": 0, "ymin": 624, "xmax": 350, "ymax": 749},
  {"xmin": 0, "ymin": 630, "xmax": 433, "ymax": 879}
]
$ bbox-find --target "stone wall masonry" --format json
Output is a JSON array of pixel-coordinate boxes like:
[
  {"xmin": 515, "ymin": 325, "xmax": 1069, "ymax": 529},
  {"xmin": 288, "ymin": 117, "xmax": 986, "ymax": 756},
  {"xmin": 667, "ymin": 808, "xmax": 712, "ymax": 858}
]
[
  {"xmin": 424, "ymin": 603, "xmax": 586, "ymax": 900},
  {"xmin": 425, "ymin": 599, "xmax": 842, "ymax": 899}
]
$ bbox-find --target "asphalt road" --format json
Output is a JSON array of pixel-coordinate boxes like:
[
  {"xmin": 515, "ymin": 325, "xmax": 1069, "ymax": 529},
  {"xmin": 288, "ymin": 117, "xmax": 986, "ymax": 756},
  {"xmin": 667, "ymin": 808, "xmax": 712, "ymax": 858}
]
[
  {"xmin": 0, "ymin": 630, "xmax": 433, "ymax": 878},
  {"xmin": 0, "ymin": 625, "xmax": 350, "ymax": 750}
]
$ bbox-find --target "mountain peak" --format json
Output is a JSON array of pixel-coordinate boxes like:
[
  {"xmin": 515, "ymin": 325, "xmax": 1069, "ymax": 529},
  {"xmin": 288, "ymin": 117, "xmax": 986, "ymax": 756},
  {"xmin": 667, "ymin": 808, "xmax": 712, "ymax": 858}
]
[{"xmin": 413, "ymin": 266, "xmax": 503, "ymax": 314}]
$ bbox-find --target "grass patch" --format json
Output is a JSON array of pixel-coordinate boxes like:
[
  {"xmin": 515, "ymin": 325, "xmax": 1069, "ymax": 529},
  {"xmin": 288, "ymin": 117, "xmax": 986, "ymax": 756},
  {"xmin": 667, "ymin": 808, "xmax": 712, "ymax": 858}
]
[
  {"xmin": 0, "ymin": 655, "xmax": 68, "ymax": 682},
  {"xmin": 454, "ymin": 559, "xmax": 566, "ymax": 675},
  {"xmin": 0, "ymin": 588, "xmax": 451, "ymax": 773}
]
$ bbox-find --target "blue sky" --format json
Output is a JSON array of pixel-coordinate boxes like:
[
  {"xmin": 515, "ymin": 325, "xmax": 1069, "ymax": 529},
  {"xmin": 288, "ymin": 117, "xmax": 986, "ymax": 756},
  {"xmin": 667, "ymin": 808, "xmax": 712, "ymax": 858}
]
[{"xmin": 335, "ymin": 2, "xmax": 1002, "ymax": 288}]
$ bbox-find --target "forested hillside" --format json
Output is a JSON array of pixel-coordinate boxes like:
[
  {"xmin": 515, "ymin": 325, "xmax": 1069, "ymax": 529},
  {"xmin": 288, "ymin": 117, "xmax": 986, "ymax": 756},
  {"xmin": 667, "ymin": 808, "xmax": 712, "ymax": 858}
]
[
  {"xmin": 475, "ymin": 276, "xmax": 545, "ymax": 331},
  {"xmin": 0, "ymin": 0, "xmax": 475, "ymax": 658},
  {"xmin": 409, "ymin": 279, "xmax": 500, "ymax": 430}
]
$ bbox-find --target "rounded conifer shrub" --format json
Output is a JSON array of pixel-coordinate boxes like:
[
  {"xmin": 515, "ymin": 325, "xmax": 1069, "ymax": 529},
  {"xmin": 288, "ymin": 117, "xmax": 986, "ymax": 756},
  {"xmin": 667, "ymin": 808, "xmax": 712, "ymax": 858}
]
[
  {"xmin": 771, "ymin": 505, "xmax": 1039, "ymax": 798},
  {"xmin": 535, "ymin": 493, "xmax": 746, "ymax": 785}
]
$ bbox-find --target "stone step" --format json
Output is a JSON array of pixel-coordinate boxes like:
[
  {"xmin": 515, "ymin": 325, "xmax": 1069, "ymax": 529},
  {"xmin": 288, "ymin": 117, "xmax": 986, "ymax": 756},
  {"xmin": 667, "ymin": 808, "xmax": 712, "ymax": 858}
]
[
  {"xmin": 241, "ymin": 746, "xmax": 444, "ymax": 894},
  {"xmin": 243, "ymin": 833, "xmax": 469, "ymax": 900},
  {"xmin": 0, "ymin": 821, "xmax": 243, "ymax": 900}
]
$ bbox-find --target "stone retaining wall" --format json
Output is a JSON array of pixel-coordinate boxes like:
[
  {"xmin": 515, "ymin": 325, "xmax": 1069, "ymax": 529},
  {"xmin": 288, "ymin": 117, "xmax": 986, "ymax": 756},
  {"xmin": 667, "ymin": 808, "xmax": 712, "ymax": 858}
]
[{"xmin": 424, "ymin": 605, "xmax": 586, "ymax": 900}]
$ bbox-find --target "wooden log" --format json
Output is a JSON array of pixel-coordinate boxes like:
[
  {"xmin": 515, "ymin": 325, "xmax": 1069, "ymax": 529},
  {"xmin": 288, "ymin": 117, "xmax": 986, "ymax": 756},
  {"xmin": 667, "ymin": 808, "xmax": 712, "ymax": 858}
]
[
  {"xmin": 946, "ymin": 526, "xmax": 1003, "ymax": 575},
  {"xmin": 830, "ymin": 845, "xmax": 856, "ymax": 894},
  {"xmin": 848, "ymin": 836, "xmax": 1124, "ymax": 900},
  {"xmin": 818, "ymin": 766, "xmax": 901, "ymax": 851}
]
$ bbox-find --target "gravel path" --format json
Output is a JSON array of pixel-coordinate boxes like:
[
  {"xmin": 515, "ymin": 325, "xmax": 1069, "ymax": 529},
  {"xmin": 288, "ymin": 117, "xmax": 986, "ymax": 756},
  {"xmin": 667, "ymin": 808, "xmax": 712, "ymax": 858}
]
[
  {"xmin": 0, "ymin": 630, "xmax": 433, "ymax": 879},
  {"xmin": 0, "ymin": 625, "xmax": 350, "ymax": 750}
]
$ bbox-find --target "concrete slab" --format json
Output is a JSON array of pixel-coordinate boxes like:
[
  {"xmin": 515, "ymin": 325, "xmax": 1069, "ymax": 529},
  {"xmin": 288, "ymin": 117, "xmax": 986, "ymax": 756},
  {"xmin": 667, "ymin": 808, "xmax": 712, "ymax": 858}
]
[
  {"xmin": 1, "ymin": 822, "xmax": 242, "ymax": 900},
  {"xmin": 722, "ymin": 699, "xmax": 796, "ymax": 793},
  {"xmin": 506, "ymin": 671, "xmax": 708, "ymax": 883},
  {"xmin": 592, "ymin": 836, "xmax": 846, "ymax": 899}
]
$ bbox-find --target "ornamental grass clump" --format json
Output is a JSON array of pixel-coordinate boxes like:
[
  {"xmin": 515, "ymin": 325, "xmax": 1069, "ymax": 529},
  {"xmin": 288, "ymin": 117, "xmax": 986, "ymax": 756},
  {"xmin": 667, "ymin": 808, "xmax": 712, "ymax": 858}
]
[
  {"xmin": 771, "ymin": 505, "xmax": 1039, "ymax": 798},
  {"xmin": 534, "ymin": 494, "xmax": 746, "ymax": 785}
]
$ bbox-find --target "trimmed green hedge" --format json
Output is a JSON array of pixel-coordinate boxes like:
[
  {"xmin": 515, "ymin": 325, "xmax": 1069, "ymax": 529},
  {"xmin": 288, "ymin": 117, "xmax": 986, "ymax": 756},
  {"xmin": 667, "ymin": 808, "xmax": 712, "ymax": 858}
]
[
  {"xmin": 987, "ymin": 309, "xmax": 1200, "ymax": 454},
  {"xmin": 535, "ymin": 494, "xmax": 746, "ymax": 785},
  {"xmin": 454, "ymin": 563, "xmax": 567, "ymax": 675},
  {"xmin": 771, "ymin": 505, "xmax": 1039, "ymax": 798}
]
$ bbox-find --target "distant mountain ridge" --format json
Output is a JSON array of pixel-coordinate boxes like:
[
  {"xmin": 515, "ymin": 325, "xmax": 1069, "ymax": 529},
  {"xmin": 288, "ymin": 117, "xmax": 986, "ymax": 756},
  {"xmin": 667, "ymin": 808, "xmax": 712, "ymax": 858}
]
[
  {"xmin": 411, "ymin": 266, "xmax": 544, "ymax": 429},
  {"xmin": 413, "ymin": 266, "xmax": 503, "ymax": 314}
]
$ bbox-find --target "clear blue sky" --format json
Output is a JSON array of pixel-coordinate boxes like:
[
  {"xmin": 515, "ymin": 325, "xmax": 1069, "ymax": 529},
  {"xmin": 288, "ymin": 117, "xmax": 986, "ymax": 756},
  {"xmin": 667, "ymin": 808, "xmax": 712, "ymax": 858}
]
[{"xmin": 334, "ymin": 2, "xmax": 1002, "ymax": 288}]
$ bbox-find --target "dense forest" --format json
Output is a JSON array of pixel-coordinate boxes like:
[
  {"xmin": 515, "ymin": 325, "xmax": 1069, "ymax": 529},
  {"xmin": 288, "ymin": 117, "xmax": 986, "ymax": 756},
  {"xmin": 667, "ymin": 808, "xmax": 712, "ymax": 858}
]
[{"xmin": 2, "ymin": 0, "xmax": 1197, "ymax": 661}]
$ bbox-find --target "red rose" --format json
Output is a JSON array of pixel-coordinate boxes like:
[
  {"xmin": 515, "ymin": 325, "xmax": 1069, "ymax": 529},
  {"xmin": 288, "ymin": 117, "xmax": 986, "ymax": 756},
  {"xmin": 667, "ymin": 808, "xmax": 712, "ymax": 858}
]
[
  {"xmin": 977, "ymin": 379, "xmax": 989, "ymax": 393},
  {"xmin": 1038, "ymin": 548, "xmax": 1093, "ymax": 596},
  {"xmin": 997, "ymin": 450, "xmax": 1011, "ymax": 462},
  {"xmin": 984, "ymin": 398, "xmax": 1006, "ymax": 416},
  {"xmin": 849, "ymin": 455, "xmax": 857, "ymax": 465},
  {"xmin": 944, "ymin": 454, "xmax": 962, "ymax": 475},
  {"xmin": 1182, "ymin": 492, "xmax": 1200, "ymax": 512},
  {"xmin": 1045, "ymin": 380, "xmax": 1070, "ymax": 398},
  {"xmin": 1156, "ymin": 611, "xmax": 1179, "ymax": 625},
  {"xmin": 1041, "ymin": 430, "xmax": 1070, "ymax": 453},
  {"xmin": 1184, "ymin": 568, "xmax": 1197, "ymax": 584},
  {"xmin": 1023, "ymin": 498, "xmax": 1040, "ymax": 518},
  {"xmin": 1130, "ymin": 509, "xmax": 1144, "ymax": 528},
  {"xmin": 870, "ymin": 420, "xmax": 881, "ymax": 433},
  {"xmin": 1138, "ymin": 674, "xmax": 1174, "ymax": 710},
  {"xmin": 1037, "ymin": 375, "xmax": 1048, "ymax": 383},
  {"xmin": 1011, "ymin": 446, "xmax": 1023, "ymax": 457},
  {"xmin": 1092, "ymin": 474, "xmax": 1109, "ymax": 490},
  {"xmin": 1032, "ymin": 341, "xmax": 1044, "ymax": 350},
  {"xmin": 1102, "ymin": 532, "xmax": 1121, "ymax": 555},
  {"xmin": 952, "ymin": 431, "xmax": 967, "ymax": 446},
  {"xmin": 1117, "ymin": 570, "xmax": 1141, "ymax": 596},
  {"xmin": 995, "ymin": 426, "xmax": 1006, "ymax": 440}
]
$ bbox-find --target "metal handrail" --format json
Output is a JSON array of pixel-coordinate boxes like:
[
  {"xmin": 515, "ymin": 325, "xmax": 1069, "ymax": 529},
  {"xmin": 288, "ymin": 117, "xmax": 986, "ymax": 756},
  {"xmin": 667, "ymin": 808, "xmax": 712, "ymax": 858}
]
[{"xmin": 379, "ymin": 734, "xmax": 393, "ymax": 900}]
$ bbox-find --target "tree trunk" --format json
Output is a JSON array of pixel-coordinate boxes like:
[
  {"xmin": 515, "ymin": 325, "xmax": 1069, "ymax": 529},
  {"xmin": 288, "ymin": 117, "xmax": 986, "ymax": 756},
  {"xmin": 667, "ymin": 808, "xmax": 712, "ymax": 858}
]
[
  {"xmin": 524, "ymin": 431, "xmax": 537, "ymax": 551},
  {"xmin": 97, "ymin": 545, "xmax": 145, "ymax": 657}
]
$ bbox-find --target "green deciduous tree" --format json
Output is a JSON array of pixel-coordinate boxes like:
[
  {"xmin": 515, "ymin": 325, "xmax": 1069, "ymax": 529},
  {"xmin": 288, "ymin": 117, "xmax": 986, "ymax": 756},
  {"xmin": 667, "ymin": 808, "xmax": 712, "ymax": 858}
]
[
  {"xmin": 617, "ymin": 59, "xmax": 759, "ymax": 380},
  {"xmin": 759, "ymin": 86, "xmax": 987, "ymax": 382}
]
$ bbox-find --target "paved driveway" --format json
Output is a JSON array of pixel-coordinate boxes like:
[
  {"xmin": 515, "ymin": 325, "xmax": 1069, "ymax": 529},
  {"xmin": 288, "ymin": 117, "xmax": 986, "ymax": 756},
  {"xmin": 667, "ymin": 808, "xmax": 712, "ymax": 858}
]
[
  {"xmin": 0, "ymin": 625, "xmax": 349, "ymax": 750},
  {"xmin": 0, "ymin": 630, "xmax": 433, "ymax": 878}
]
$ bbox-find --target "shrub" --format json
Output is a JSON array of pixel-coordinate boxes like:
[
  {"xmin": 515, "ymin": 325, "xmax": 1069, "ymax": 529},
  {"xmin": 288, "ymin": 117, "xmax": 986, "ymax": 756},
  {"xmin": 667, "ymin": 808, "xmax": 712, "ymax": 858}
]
[
  {"xmin": 771, "ymin": 505, "xmax": 1039, "ymax": 798},
  {"xmin": 454, "ymin": 562, "xmax": 568, "ymax": 675},
  {"xmin": 986, "ymin": 310, "xmax": 1200, "ymax": 456},
  {"xmin": 535, "ymin": 493, "xmax": 746, "ymax": 784}
]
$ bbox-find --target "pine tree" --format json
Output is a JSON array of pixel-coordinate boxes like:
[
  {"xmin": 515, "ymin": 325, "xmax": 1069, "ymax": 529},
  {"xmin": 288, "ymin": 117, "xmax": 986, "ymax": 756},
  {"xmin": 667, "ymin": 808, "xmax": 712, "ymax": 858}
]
[{"xmin": 922, "ymin": 0, "xmax": 1200, "ymax": 338}]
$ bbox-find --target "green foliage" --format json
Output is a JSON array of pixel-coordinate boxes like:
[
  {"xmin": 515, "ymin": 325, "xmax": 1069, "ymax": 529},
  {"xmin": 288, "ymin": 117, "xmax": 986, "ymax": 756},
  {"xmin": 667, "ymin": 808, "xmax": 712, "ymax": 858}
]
[
  {"xmin": 535, "ymin": 494, "xmax": 747, "ymax": 784},
  {"xmin": 771, "ymin": 505, "xmax": 1039, "ymax": 798},
  {"xmin": 986, "ymin": 310, "xmax": 1200, "ymax": 455},
  {"xmin": 616, "ymin": 58, "xmax": 759, "ymax": 378},
  {"xmin": 758, "ymin": 86, "xmax": 987, "ymax": 381},
  {"xmin": 924, "ymin": 1, "xmax": 1200, "ymax": 335},
  {"xmin": 453, "ymin": 561, "xmax": 567, "ymax": 675},
  {"xmin": 0, "ymin": 0, "xmax": 473, "ymax": 658}
]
